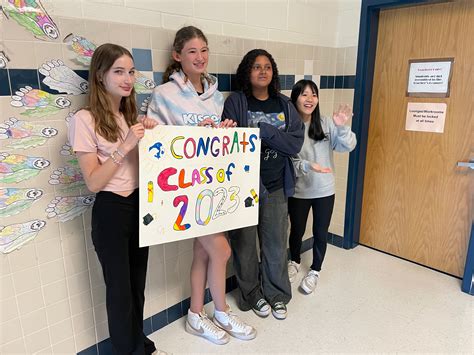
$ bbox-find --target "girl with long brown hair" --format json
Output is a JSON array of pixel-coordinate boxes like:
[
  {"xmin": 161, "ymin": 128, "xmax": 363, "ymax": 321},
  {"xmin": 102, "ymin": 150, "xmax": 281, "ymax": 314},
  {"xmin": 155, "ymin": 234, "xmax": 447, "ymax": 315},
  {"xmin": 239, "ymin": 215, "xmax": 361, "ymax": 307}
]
[
  {"xmin": 68, "ymin": 43, "xmax": 163, "ymax": 354},
  {"xmin": 148, "ymin": 26, "xmax": 256, "ymax": 345}
]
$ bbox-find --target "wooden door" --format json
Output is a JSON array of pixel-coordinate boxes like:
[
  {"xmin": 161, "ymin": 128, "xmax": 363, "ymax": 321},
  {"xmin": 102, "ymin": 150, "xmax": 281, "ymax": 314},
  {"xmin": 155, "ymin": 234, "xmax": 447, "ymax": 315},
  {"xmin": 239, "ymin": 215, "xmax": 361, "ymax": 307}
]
[{"xmin": 360, "ymin": 0, "xmax": 473, "ymax": 277}]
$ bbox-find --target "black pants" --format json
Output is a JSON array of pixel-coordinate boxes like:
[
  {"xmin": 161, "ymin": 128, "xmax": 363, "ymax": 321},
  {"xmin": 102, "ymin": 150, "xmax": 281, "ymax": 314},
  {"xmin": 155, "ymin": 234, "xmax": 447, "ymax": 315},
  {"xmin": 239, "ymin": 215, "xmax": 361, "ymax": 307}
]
[
  {"xmin": 229, "ymin": 189, "xmax": 292, "ymax": 309},
  {"xmin": 288, "ymin": 195, "xmax": 335, "ymax": 271},
  {"xmin": 91, "ymin": 190, "xmax": 155, "ymax": 355}
]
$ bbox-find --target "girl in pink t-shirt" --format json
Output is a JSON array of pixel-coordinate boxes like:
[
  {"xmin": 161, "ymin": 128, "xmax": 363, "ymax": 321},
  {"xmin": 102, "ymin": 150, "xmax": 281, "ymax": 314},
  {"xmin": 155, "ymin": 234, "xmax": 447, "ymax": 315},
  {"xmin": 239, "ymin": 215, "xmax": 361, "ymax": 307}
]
[{"xmin": 68, "ymin": 43, "xmax": 162, "ymax": 354}]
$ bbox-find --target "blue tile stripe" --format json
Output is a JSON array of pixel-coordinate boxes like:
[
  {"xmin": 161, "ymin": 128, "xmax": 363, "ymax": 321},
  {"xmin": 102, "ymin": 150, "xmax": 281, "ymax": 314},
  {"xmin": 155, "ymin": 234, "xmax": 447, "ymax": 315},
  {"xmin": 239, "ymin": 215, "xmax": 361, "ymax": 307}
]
[
  {"xmin": 0, "ymin": 69, "xmax": 10, "ymax": 96},
  {"xmin": 77, "ymin": 233, "xmax": 343, "ymax": 355},
  {"xmin": 132, "ymin": 48, "xmax": 153, "ymax": 72},
  {"xmin": 319, "ymin": 75, "xmax": 356, "ymax": 89},
  {"xmin": 0, "ymin": 69, "xmax": 355, "ymax": 97},
  {"xmin": 9, "ymin": 69, "xmax": 40, "ymax": 93}
]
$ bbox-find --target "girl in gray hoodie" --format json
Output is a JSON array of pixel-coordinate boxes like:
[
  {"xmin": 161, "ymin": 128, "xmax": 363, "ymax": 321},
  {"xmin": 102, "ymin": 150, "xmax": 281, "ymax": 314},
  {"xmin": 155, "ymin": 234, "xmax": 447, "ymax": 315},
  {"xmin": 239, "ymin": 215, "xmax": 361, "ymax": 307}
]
[{"xmin": 288, "ymin": 79, "xmax": 356, "ymax": 294}]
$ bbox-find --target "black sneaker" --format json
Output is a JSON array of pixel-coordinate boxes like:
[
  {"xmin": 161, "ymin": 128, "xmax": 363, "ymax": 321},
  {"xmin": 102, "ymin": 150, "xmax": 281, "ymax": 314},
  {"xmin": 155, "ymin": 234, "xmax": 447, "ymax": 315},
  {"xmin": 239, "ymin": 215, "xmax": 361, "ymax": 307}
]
[
  {"xmin": 271, "ymin": 301, "xmax": 287, "ymax": 320},
  {"xmin": 252, "ymin": 298, "xmax": 271, "ymax": 317}
]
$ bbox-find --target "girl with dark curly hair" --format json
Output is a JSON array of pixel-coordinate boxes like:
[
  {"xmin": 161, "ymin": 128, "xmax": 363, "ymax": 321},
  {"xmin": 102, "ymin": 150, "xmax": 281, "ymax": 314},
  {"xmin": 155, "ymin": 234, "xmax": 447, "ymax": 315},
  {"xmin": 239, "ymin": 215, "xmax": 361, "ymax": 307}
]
[{"xmin": 223, "ymin": 49, "xmax": 304, "ymax": 320}]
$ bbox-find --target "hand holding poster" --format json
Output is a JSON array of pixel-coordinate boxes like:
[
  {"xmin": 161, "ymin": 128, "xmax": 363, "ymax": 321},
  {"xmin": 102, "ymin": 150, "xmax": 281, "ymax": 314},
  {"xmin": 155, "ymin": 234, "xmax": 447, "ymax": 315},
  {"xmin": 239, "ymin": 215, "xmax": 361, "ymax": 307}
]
[{"xmin": 139, "ymin": 126, "xmax": 261, "ymax": 247}]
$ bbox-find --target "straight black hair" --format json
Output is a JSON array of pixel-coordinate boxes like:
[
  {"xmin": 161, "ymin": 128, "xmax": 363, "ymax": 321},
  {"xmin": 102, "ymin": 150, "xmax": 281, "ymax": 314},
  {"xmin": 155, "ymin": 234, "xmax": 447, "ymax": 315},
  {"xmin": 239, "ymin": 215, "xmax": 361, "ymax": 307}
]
[{"xmin": 291, "ymin": 79, "xmax": 326, "ymax": 141}]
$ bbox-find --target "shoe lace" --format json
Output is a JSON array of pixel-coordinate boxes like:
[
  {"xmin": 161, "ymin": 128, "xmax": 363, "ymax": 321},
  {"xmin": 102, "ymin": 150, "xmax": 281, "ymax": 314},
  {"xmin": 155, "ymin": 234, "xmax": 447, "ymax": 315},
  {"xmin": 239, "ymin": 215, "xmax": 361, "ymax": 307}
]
[
  {"xmin": 273, "ymin": 301, "xmax": 285, "ymax": 309},
  {"xmin": 256, "ymin": 298, "xmax": 267, "ymax": 309},
  {"xmin": 199, "ymin": 313, "xmax": 223, "ymax": 336},
  {"xmin": 305, "ymin": 271, "xmax": 319, "ymax": 286},
  {"xmin": 227, "ymin": 311, "xmax": 250, "ymax": 332}
]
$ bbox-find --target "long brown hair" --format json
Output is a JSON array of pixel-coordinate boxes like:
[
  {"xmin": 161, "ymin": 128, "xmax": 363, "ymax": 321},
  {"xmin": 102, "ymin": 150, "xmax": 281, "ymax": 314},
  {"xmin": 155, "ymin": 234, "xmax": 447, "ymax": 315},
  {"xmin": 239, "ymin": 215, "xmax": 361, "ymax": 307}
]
[
  {"xmin": 88, "ymin": 43, "xmax": 137, "ymax": 142},
  {"xmin": 162, "ymin": 26, "xmax": 209, "ymax": 83}
]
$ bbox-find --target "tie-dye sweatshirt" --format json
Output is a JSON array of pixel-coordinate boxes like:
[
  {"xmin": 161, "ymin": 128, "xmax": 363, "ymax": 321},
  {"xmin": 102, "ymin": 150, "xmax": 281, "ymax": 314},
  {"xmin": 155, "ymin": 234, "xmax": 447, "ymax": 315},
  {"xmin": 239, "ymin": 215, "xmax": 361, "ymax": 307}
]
[{"xmin": 147, "ymin": 70, "xmax": 224, "ymax": 126}]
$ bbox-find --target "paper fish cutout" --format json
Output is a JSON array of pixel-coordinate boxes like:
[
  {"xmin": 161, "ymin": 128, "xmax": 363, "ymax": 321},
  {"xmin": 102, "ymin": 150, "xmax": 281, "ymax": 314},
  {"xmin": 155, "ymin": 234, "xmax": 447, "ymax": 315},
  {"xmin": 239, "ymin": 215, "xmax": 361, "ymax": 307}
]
[
  {"xmin": 0, "ymin": 117, "xmax": 58, "ymax": 149},
  {"xmin": 4, "ymin": 0, "xmax": 60, "ymax": 41},
  {"xmin": 0, "ymin": 219, "xmax": 46, "ymax": 254},
  {"xmin": 0, "ymin": 152, "xmax": 50, "ymax": 183},
  {"xmin": 0, "ymin": 188, "xmax": 43, "ymax": 217}
]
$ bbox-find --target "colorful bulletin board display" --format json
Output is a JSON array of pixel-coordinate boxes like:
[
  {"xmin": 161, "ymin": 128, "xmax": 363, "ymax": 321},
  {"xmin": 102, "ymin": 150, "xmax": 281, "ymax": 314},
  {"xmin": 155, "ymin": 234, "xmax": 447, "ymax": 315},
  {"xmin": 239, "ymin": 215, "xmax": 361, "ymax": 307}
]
[{"xmin": 139, "ymin": 126, "xmax": 261, "ymax": 247}]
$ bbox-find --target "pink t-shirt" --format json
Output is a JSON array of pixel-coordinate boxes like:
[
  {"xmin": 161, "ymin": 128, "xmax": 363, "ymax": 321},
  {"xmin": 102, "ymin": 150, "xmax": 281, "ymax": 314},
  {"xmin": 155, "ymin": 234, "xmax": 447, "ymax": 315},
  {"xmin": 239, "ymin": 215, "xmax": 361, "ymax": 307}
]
[{"xmin": 68, "ymin": 109, "xmax": 139, "ymax": 192}]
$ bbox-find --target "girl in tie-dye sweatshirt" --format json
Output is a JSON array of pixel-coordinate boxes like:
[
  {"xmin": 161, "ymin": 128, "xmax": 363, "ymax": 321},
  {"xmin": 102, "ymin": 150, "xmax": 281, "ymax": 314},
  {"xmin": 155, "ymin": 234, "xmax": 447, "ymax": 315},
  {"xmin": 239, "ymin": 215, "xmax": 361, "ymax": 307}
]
[
  {"xmin": 147, "ymin": 26, "xmax": 256, "ymax": 346},
  {"xmin": 147, "ymin": 63, "xmax": 223, "ymax": 126}
]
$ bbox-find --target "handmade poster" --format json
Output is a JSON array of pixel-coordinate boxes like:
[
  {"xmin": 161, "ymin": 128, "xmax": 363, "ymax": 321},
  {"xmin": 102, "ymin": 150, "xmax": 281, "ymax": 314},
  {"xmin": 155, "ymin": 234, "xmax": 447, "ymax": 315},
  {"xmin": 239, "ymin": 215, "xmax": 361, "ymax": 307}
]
[{"xmin": 139, "ymin": 126, "xmax": 261, "ymax": 247}]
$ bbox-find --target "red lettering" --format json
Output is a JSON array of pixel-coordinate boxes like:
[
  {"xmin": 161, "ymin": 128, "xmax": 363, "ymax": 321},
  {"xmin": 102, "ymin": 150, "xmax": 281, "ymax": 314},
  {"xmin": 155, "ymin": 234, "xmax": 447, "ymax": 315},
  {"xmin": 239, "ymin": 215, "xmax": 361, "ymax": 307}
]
[{"xmin": 157, "ymin": 168, "xmax": 178, "ymax": 191}]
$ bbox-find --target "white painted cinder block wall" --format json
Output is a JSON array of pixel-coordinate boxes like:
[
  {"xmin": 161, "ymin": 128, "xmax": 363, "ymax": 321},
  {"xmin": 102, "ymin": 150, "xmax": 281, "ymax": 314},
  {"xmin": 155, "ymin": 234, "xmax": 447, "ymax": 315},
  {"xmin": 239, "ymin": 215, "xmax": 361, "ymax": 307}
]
[{"xmin": 49, "ymin": 0, "xmax": 358, "ymax": 47}]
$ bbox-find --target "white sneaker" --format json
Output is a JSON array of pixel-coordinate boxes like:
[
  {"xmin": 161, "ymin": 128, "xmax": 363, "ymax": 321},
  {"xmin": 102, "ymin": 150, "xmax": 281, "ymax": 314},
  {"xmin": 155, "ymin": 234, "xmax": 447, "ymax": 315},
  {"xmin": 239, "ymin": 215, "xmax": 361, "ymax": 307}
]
[
  {"xmin": 300, "ymin": 270, "xmax": 319, "ymax": 294},
  {"xmin": 186, "ymin": 309, "xmax": 230, "ymax": 345},
  {"xmin": 288, "ymin": 261, "xmax": 300, "ymax": 283},
  {"xmin": 213, "ymin": 306, "xmax": 257, "ymax": 340}
]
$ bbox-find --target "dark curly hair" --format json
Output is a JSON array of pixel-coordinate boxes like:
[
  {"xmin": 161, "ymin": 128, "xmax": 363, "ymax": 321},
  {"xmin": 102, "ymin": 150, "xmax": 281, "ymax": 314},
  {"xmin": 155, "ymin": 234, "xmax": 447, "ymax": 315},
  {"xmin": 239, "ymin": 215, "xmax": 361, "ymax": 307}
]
[{"xmin": 235, "ymin": 49, "xmax": 280, "ymax": 98}]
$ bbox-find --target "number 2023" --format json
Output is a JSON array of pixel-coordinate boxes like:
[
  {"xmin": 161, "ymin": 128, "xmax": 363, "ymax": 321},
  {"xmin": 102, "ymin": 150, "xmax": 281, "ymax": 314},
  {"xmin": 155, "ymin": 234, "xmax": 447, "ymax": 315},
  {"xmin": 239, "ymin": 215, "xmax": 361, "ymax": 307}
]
[{"xmin": 173, "ymin": 186, "xmax": 240, "ymax": 231}]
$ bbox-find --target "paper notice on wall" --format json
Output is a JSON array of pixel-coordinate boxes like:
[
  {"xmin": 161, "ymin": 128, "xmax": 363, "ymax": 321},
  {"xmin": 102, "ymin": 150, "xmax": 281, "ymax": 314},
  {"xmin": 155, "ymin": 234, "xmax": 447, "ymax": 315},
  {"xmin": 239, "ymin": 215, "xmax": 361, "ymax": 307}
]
[{"xmin": 405, "ymin": 102, "xmax": 447, "ymax": 133}]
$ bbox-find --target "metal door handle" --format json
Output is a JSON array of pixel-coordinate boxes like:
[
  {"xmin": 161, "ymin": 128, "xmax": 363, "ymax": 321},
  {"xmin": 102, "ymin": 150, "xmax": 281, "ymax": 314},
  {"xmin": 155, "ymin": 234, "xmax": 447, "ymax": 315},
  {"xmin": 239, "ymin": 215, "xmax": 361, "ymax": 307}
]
[{"xmin": 457, "ymin": 160, "xmax": 474, "ymax": 170}]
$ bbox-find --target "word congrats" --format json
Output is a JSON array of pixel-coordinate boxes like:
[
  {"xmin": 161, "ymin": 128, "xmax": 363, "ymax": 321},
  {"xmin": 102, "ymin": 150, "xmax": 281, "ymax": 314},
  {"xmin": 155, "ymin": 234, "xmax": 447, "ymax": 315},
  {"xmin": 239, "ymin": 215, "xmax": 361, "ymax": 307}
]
[{"xmin": 139, "ymin": 125, "xmax": 261, "ymax": 247}]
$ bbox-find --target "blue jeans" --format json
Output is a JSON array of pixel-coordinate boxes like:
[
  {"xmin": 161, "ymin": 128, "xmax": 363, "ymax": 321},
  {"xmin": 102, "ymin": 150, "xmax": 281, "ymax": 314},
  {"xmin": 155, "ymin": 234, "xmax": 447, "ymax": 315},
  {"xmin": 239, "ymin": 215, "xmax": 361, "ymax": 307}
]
[{"xmin": 229, "ymin": 189, "xmax": 292, "ymax": 308}]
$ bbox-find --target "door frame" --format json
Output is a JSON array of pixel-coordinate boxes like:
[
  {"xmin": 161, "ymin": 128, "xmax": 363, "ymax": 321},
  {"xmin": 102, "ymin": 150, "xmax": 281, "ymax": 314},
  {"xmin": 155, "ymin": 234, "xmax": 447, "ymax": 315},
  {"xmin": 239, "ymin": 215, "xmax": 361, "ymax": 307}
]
[{"xmin": 343, "ymin": 0, "xmax": 474, "ymax": 294}]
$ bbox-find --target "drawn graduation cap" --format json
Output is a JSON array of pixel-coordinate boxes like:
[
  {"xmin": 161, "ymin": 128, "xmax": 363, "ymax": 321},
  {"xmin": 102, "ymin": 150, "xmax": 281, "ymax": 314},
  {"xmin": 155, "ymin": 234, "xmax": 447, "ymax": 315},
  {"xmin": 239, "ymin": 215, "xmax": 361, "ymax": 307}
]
[
  {"xmin": 244, "ymin": 197, "xmax": 254, "ymax": 207},
  {"xmin": 143, "ymin": 213, "xmax": 154, "ymax": 225}
]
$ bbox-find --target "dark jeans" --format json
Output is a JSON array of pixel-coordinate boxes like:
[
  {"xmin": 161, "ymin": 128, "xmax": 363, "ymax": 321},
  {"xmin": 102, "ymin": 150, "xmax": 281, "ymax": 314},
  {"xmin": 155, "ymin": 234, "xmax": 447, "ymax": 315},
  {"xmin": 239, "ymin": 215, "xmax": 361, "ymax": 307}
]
[
  {"xmin": 288, "ymin": 194, "xmax": 335, "ymax": 271},
  {"xmin": 229, "ymin": 188, "xmax": 292, "ymax": 309},
  {"xmin": 91, "ymin": 190, "xmax": 155, "ymax": 355}
]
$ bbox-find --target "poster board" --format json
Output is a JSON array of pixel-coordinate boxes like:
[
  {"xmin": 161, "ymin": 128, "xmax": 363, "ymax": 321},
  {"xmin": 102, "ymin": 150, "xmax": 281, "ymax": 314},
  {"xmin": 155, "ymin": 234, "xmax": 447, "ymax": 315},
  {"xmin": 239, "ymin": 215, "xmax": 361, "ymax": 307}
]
[{"xmin": 139, "ymin": 126, "xmax": 261, "ymax": 247}]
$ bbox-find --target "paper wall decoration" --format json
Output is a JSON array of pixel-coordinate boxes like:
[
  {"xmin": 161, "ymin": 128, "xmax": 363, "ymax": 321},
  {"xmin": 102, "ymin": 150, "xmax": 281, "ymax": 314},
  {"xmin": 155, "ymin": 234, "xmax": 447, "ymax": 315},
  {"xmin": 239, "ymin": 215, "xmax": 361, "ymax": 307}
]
[
  {"xmin": 48, "ymin": 165, "xmax": 85, "ymax": 192},
  {"xmin": 39, "ymin": 60, "xmax": 88, "ymax": 95},
  {"xmin": 0, "ymin": 51, "xmax": 10, "ymax": 69},
  {"xmin": 0, "ymin": 152, "xmax": 50, "ymax": 183},
  {"xmin": 0, "ymin": 117, "xmax": 58, "ymax": 149},
  {"xmin": 134, "ymin": 72, "xmax": 156, "ymax": 94},
  {"xmin": 0, "ymin": 219, "xmax": 46, "ymax": 254},
  {"xmin": 45, "ymin": 195, "xmax": 95, "ymax": 222},
  {"xmin": 11, "ymin": 86, "xmax": 71, "ymax": 117},
  {"xmin": 4, "ymin": 0, "xmax": 59, "ymax": 41},
  {"xmin": 63, "ymin": 33, "xmax": 96, "ymax": 66},
  {"xmin": 139, "ymin": 96, "xmax": 151, "ymax": 114},
  {"xmin": 0, "ymin": 187, "xmax": 43, "ymax": 217}
]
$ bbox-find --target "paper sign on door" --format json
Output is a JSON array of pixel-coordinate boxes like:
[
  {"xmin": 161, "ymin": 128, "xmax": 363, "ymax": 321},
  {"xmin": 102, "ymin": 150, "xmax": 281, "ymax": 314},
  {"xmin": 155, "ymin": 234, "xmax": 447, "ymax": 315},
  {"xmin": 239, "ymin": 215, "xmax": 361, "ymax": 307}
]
[{"xmin": 405, "ymin": 102, "xmax": 447, "ymax": 133}]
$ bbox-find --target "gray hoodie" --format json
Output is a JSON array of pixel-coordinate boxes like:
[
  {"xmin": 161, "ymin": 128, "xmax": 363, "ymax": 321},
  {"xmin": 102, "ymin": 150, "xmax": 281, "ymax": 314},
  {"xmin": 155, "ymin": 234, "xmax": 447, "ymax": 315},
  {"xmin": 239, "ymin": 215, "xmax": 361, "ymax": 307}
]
[{"xmin": 292, "ymin": 116, "xmax": 356, "ymax": 199}]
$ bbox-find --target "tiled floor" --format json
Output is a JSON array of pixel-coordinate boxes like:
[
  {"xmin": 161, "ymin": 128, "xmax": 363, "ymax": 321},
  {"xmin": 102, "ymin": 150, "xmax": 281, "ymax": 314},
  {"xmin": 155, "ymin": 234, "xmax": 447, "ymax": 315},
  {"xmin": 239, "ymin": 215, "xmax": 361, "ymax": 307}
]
[{"xmin": 149, "ymin": 245, "xmax": 473, "ymax": 354}]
